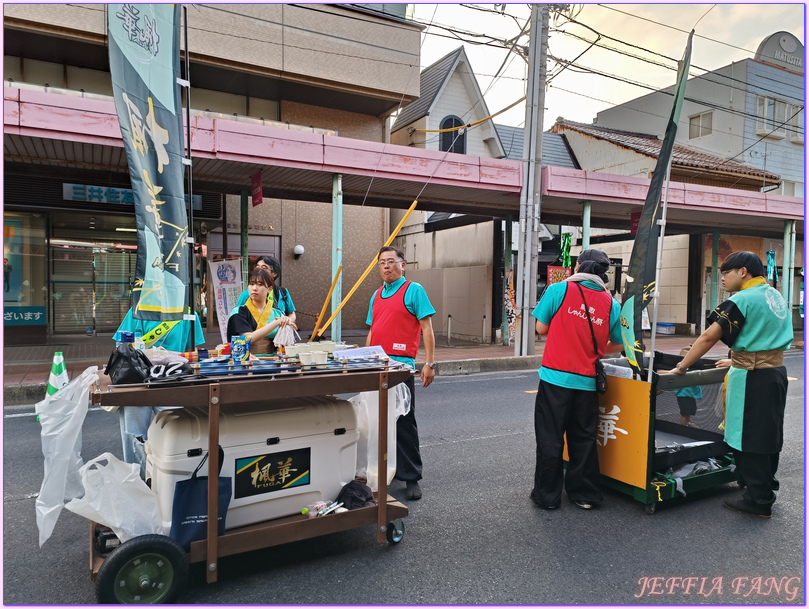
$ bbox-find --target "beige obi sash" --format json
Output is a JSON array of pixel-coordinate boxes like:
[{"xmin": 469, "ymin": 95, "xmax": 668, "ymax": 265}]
[{"xmin": 731, "ymin": 350, "xmax": 784, "ymax": 370}]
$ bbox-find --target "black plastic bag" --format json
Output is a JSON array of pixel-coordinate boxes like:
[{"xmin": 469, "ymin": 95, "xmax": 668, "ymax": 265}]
[{"xmin": 105, "ymin": 344, "xmax": 152, "ymax": 385}]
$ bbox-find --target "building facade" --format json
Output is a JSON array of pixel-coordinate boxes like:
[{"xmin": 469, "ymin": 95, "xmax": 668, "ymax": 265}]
[{"xmin": 4, "ymin": 4, "xmax": 422, "ymax": 343}]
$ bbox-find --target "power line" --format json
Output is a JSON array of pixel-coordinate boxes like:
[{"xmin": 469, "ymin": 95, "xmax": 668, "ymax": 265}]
[
  {"xmin": 548, "ymin": 55, "xmax": 804, "ymax": 134},
  {"xmin": 554, "ymin": 23, "xmax": 804, "ymax": 101},
  {"xmin": 595, "ymin": 4, "xmax": 765, "ymax": 54}
]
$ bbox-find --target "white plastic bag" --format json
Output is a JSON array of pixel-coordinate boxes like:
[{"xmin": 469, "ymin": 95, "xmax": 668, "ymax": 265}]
[
  {"xmin": 273, "ymin": 324, "xmax": 300, "ymax": 349},
  {"xmin": 142, "ymin": 346, "xmax": 187, "ymax": 365},
  {"xmin": 35, "ymin": 366, "xmax": 98, "ymax": 548},
  {"xmin": 350, "ymin": 382, "xmax": 411, "ymax": 492},
  {"xmin": 65, "ymin": 452, "xmax": 168, "ymax": 543}
]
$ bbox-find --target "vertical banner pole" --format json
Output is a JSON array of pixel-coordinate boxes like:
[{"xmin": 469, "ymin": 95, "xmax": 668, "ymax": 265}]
[
  {"xmin": 331, "ymin": 174, "xmax": 343, "ymax": 342},
  {"xmin": 183, "ymin": 5, "xmax": 195, "ymax": 349}
]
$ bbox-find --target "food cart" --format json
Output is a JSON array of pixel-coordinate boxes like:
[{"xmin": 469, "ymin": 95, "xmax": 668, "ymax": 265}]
[
  {"xmin": 584, "ymin": 352, "xmax": 736, "ymax": 514},
  {"xmin": 90, "ymin": 358, "xmax": 411, "ymax": 603}
]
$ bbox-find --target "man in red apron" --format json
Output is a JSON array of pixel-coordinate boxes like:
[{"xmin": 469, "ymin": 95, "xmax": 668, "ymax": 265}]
[{"xmin": 366, "ymin": 246, "xmax": 436, "ymax": 500}]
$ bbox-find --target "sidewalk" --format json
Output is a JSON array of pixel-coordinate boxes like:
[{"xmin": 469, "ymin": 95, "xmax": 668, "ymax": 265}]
[{"xmin": 4, "ymin": 328, "xmax": 802, "ymax": 405}]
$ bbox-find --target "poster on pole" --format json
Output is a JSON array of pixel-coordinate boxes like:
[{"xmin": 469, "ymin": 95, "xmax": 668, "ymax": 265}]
[
  {"xmin": 108, "ymin": 4, "xmax": 188, "ymax": 320},
  {"xmin": 209, "ymin": 259, "xmax": 243, "ymax": 344},
  {"xmin": 504, "ymin": 267, "xmax": 517, "ymax": 344}
]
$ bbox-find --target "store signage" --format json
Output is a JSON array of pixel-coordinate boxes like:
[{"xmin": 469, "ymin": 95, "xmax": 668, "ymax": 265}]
[
  {"xmin": 62, "ymin": 183, "xmax": 201, "ymax": 211},
  {"xmin": 3, "ymin": 306, "xmax": 47, "ymax": 325}
]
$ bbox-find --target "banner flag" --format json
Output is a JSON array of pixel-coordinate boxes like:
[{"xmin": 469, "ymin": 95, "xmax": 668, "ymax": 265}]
[
  {"xmin": 108, "ymin": 4, "xmax": 188, "ymax": 320},
  {"xmin": 620, "ymin": 30, "xmax": 694, "ymax": 375},
  {"xmin": 208, "ymin": 259, "xmax": 243, "ymax": 345}
]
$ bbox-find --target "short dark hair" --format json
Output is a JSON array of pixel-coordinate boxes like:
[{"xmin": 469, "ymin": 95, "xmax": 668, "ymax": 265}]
[
  {"xmin": 255, "ymin": 255, "xmax": 281, "ymax": 276},
  {"xmin": 720, "ymin": 251, "xmax": 764, "ymax": 278},
  {"xmin": 248, "ymin": 267, "xmax": 274, "ymax": 288},
  {"xmin": 378, "ymin": 246, "xmax": 405, "ymax": 261}
]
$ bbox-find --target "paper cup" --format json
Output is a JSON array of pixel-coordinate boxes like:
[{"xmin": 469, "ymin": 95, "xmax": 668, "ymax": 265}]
[
  {"xmin": 312, "ymin": 351, "xmax": 328, "ymax": 365},
  {"xmin": 299, "ymin": 352, "xmax": 314, "ymax": 365},
  {"xmin": 284, "ymin": 344, "xmax": 299, "ymax": 357}
]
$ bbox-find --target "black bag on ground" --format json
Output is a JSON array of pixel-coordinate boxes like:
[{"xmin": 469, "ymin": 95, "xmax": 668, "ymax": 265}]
[
  {"xmin": 105, "ymin": 343, "xmax": 152, "ymax": 385},
  {"xmin": 169, "ymin": 446, "xmax": 231, "ymax": 551},
  {"xmin": 574, "ymin": 283, "xmax": 608, "ymax": 395}
]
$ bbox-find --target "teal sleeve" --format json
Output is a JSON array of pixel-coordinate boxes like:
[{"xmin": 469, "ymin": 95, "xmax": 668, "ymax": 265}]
[
  {"xmin": 232, "ymin": 290, "xmax": 249, "ymax": 316},
  {"xmin": 193, "ymin": 313, "xmax": 205, "ymax": 347},
  {"xmin": 532, "ymin": 282, "xmax": 567, "ymax": 325},
  {"xmin": 282, "ymin": 289, "xmax": 296, "ymax": 314},
  {"xmin": 609, "ymin": 299, "xmax": 622, "ymax": 344},
  {"xmin": 366, "ymin": 291, "xmax": 378, "ymax": 326},
  {"xmin": 114, "ymin": 309, "xmax": 137, "ymax": 339},
  {"xmin": 404, "ymin": 283, "xmax": 436, "ymax": 320}
]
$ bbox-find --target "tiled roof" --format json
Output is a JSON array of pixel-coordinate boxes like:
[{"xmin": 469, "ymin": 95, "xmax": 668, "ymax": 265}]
[
  {"xmin": 495, "ymin": 125, "xmax": 580, "ymax": 169},
  {"xmin": 554, "ymin": 119, "xmax": 780, "ymax": 180},
  {"xmin": 392, "ymin": 47, "xmax": 463, "ymax": 131}
]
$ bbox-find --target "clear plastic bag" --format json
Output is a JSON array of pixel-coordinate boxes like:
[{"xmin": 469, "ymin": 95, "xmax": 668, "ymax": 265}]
[
  {"xmin": 35, "ymin": 366, "xmax": 98, "ymax": 548},
  {"xmin": 65, "ymin": 452, "xmax": 168, "ymax": 543},
  {"xmin": 350, "ymin": 382, "xmax": 411, "ymax": 492},
  {"xmin": 273, "ymin": 323, "xmax": 300, "ymax": 349}
]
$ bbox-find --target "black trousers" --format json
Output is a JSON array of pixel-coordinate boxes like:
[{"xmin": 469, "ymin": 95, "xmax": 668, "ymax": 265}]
[
  {"xmin": 532, "ymin": 380, "xmax": 602, "ymax": 506},
  {"xmin": 735, "ymin": 451, "xmax": 778, "ymax": 510},
  {"xmin": 395, "ymin": 374, "xmax": 423, "ymax": 482}
]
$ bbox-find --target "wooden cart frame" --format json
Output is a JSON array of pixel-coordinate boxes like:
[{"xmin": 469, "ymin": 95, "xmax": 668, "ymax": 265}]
[{"xmin": 90, "ymin": 366, "xmax": 411, "ymax": 595}]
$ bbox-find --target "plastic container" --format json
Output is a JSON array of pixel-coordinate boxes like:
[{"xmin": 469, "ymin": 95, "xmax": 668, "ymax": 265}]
[
  {"xmin": 301, "ymin": 501, "xmax": 328, "ymax": 518},
  {"xmin": 145, "ymin": 395, "xmax": 359, "ymax": 530}
]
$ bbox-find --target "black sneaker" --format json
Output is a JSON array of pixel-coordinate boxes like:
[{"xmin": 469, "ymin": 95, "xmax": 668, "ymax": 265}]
[
  {"xmin": 722, "ymin": 498, "xmax": 771, "ymax": 518},
  {"xmin": 405, "ymin": 481, "xmax": 422, "ymax": 500}
]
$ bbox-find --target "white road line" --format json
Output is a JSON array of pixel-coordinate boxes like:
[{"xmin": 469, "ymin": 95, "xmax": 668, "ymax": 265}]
[{"xmin": 5, "ymin": 406, "xmax": 104, "ymax": 419}]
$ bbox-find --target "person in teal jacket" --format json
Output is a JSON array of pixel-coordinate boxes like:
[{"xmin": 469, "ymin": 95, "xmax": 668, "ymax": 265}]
[
  {"xmin": 113, "ymin": 308, "xmax": 205, "ymax": 477},
  {"xmin": 232, "ymin": 256, "xmax": 296, "ymax": 322},
  {"xmin": 669, "ymin": 251, "xmax": 792, "ymax": 518}
]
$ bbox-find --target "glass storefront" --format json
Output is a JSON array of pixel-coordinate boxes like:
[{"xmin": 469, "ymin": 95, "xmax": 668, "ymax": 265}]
[
  {"xmin": 3, "ymin": 212, "xmax": 48, "ymax": 333},
  {"xmin": 48, "ymin": 211, "xmax": 138, "ymax": 335}
]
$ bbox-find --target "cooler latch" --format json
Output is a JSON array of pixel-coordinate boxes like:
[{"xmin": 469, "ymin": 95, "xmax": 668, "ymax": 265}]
[{"xmin": 334, "ymin": 428, "xmax": 346, "ymax": 435}]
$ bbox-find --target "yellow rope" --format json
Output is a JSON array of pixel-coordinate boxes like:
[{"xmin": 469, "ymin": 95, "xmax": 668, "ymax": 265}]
[
  {"xmin": 651, "ymin": 481, "xmax": 666, "ymax": 502},
  {"xmin": 414, "ymin": 96, "xmax": 527, "ymax": 133}
]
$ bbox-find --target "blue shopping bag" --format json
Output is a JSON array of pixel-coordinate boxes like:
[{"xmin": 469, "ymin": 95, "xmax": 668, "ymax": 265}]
[{"xmin": 169, "ymin": 446, "xmax": 231, "ymax": 550}]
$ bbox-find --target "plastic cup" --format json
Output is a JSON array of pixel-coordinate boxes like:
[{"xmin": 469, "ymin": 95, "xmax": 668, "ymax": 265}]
[
  {"xmin": 299, "ymin": 352, "xmax": 314, "ymax": 365},
  {"xmin": 312, "ymin": 351, "xmax": 328, "ymax": 365},
  {"xmin": 285, "ymin": 344, "xmax": 299, "ymax": 357}
]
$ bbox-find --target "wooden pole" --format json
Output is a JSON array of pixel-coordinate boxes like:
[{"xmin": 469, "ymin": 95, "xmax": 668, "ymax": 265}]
[
  {"xmin": 309, "ymin": 265, "xmax": 343, "ymax": 341},
  {"xmin": 317, "ymin": 199, "xmax": 419, "ymax": 337}
]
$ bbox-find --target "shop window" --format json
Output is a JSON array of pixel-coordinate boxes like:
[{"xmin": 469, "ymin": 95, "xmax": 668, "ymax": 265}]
[
  {"xmin": 440, "ymin": 116, "xmax": 466, "ymax": 154},
  {"xmin": 756, "ymin": 96, "xmax": 787, "ymax": 138},
  {"xmin": 790, "ymin": 105, "xmax": 804, "ymax": 144},
  {"xmin": 688, "ymin": 111, "xmax": 712, "ymax": 138}
]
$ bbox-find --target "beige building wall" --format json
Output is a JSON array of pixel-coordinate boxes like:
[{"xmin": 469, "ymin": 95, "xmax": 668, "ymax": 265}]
[
  {"xmin": 4, "ymin": 4, "xmax": 420, "ymax": 102},
  {"xmin": 217, "ymin": 195, "xmax": 386, "ymax": 332},
  {"xmin": 406, "ymin": 265, "xmax": 493, "ymax": 342},
  {"xmin": 561, "ymin": 132, "xmax": 654, "ymax": 178},
  {"xmin": 580, "ymin": 234, "xmax": 691, "ymax": 324},
  {"xmin": 281, "ymin": 101, "xmax": 384, "ymax": 141}
]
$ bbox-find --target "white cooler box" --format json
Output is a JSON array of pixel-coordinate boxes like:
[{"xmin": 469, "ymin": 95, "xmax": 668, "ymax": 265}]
[{"xmin": 145, "ymin": 395, "xmax": 359, "ymax": 530}]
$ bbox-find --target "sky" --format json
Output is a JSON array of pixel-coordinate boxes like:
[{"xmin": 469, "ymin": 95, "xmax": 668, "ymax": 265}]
[{"xmin": 413, "ymin": 3, "xmax": 805, "ymax": 129}]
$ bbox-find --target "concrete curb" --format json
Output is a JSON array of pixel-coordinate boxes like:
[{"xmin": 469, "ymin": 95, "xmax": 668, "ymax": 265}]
[
  {"xmin": 4, "ymin": 383, "xmax": 47, "ymax": 406},
  {"xmin": 425, "ymin": 355, "xmax": 542, "ymax": 377}
]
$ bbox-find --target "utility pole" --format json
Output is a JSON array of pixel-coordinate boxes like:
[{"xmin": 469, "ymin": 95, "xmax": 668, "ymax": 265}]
[{"xmin": 514, "ymin": 4, "xmax": 549, "ymax": 356}]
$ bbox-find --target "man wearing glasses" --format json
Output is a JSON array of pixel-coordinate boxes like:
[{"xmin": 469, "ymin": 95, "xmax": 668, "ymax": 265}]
[{"xmin": 366, "ymin": 246, "xmax": 436, "ymax": 500}]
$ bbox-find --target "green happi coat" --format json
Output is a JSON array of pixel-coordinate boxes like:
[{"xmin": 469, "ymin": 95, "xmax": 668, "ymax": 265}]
[{"xmin": 708, "ymin": 278, "xmax": 792, "ymax": 453}]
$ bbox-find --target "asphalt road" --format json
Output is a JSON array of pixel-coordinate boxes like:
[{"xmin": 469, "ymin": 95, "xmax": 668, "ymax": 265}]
[{"xmin": 4, "ymin": 354, "xmax": 805, "ymax": 604}]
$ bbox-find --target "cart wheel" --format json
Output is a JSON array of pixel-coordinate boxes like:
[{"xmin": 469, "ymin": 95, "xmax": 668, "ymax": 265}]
[
  {"xmin": 645, "ymin": 502, "xmax": 657, "ymax": 515},
  {"xmin": 386, "ymin": 519, "xmax": 405, "ymax": 544},
  {"xmin": 96, "ymin": 535, "xmax": 188, "ymax": 604}
]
